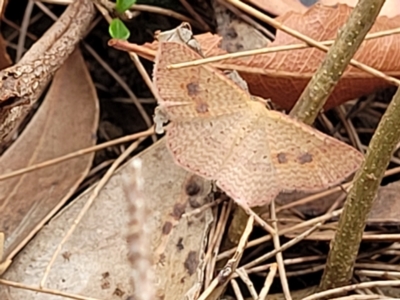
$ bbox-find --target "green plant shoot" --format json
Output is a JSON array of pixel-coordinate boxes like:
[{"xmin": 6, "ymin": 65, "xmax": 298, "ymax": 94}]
[
  {"xmin": 109, "ymin": 18, "xmax": 130, "ymax": 40},
  {"xmin": 115, "ymin": 0, "xmax": 136, "ymax": 13}
]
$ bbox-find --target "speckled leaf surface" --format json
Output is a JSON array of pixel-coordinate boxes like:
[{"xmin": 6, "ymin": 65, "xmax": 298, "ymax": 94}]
[{"xmin": 1, "ymin": 139, "xmax": 213, "ymax": 300}]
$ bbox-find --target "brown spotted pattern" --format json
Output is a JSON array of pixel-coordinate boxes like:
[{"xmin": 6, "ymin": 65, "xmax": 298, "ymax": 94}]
[{"xmin": 153, "ymin": 41, "xmax": 364, "ymax": 207}]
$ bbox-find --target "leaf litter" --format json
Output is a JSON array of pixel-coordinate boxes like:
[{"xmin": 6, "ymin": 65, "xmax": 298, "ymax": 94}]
[
  {"xmin": 1, "ymin": 1, "xmax": 400, "ymax": 300},
  {"xmin": 1, "ymin": 139, "xmax": 213, "ymax": 300},
  {"xmin": 0, "ymin": 48, "xmax": 98, "ymax": 268},
  {"xmin": 126, "ymin": 3, "xmax": 400, "ymax": 111}
]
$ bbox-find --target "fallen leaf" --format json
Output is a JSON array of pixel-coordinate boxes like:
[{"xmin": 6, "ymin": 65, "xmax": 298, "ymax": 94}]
[
  {"xmin": 283, "ymin": 226, "xmax": 400, "ymax": 241},
  {"xmin": 213, "ymin": 3, "xmax": 400, "ymax": 110},
  {"xmin": 1, "ymin": 139, "xmax": 213, "ymax": 300},
  {"xmin": 281, "ymin": 180, "xmax": 400, "ymax": 241},
  {"xmin": 0, "ymin": 49, "xmax": 99, "ymax": 264},
  {"xmin": 132, "ymin": 4, "xmax": 400, "ymax": 111},
  {"xmin": 275, "ymin": 189, "xmax": 345, "ymax": 216},
  {"xmin": 367, "ymin": 180, "xmax": 400, "ymax": 225},
  {"xmin": 0, "ymin": 0, "xmax": 94, "ymax": 146},
  {"xmin": 245, "ymin": 0, "xmax": 307, "ymax": 16},
  {"xmin": 320, "ymin": 0, "xmax": 400, "ymax": 18},
  {"xmin": 377, "ymin": 286, "xmax": 400, "ymax": 298},
  {"xmin": 213, "ymin": 0, "xmax": 270, "ymax": 53},
  {"xmin": 275, "ymin": 180, "xmax": 400, "ymax": 221},
  {"xmin": 153, "ymin": 40, "xmax": 363, "ymax": 207}
]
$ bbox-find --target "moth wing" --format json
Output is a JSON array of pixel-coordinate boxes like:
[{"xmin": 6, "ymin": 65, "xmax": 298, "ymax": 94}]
[
  {"xmin": 166, "ymin": 110, "xmax": 249, "ymax": 180},
  {"xmin": 216, "ymin": 114, "xmax": 280, "ymax": 207},
  {"xmin": 265, "ymin": 109, "xmax": 363, "ymax": 191},
  {"xmin": 153, "ymin": 42, "xmax": 250, "ymax": 122}
]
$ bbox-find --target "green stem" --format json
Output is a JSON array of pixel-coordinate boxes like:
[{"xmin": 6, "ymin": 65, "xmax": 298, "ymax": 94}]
[
  {"xmin": 290, "ymin": 0, "xmax": 386, "ymax": 125},
  {"xmin": 320, "ymin": 86, "xmax": 400, "ymax": 289}
]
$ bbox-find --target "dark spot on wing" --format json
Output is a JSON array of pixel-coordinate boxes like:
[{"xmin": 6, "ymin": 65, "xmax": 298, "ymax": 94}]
[
  {"xmin": 184, "ymin": 251, "xmax": 199, "ymax": 276},
  {"xmin": 298, "ymin": 152, "xmax": 313, "ymax": 164},
  {"xmin": 195, "ymin": 102, "xmax": 209, "ymax": 113},
  {"xmin": 186, "ymin": 82, "xmax": 200, "ymax": 96},
  {"xmin": 186, "ymin": 82, "xmax": 209, "ymax": 114},
  {"xmin": 277, "ymin": 152, "xmax": 287, "ymax": 164},
  {"xmin": 162, "ymin": 221, "xmax": 173, "ymax": 235}
]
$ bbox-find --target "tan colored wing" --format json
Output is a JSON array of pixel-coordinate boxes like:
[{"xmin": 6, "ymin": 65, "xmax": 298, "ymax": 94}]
[
  {"xmin": 215, "ymin": 112, "xmax": 280, "ymax": 207},
  {"xmin": 153, "ymin": 42, "xmax": 249, "ymax": 122},
  {"xmin": 264, "ymin": 108, "xmax": 364, "ymax": 192},
  {"xmin": 166, "ymin": 110, "xmax": 250, "ymax": 179},
  {"xmin": 156, "ymin": 42, "xmax": 363, "ymax": 207}
]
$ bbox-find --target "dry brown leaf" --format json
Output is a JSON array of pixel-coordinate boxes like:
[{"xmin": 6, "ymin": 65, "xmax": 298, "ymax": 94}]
[
  {"xmin": 213, "ymin": 3, "xmax": 400, "ymax": 110},
  {"xmin": 276, "ymin": 180, "xmax": 400, "ymax": 222},
  {"xmin": 367, "ymin": 180, "xmax": 400, "ymax": 225},
  {"xmin": 275, "ymin": 189, "xmax": 344, "ymax": 216},
  {"xmin": 245, "ymin": 0, "xmax": 307, "ymax": 16},
  {"xmin": 281, "ymin": 180, "xmax": 400, "ymax": 241},
  {"xmin": 377, "ymin": 286, "xmax": 400, "ymax": 298},
  {"xmin": 1, "ymin": 139, "xmax": 213, "ymax": 300},
  {"xmin": 213, "ymin": 0, "xmax": 270, "ymax": 53},
  {"xmin": 0, "ymin": 49, "xmax": 99, "ymax": 264},
  {"xmin": 0, "ymin": 0, "xmax": 94, "ymax": 147},
  {"xmin": 134, "ymin": 4, "xmax": 400, "ymax": 110},
  {"xmin": 320, "ymin": 0, "xmax": 400, "ymax": 18}
]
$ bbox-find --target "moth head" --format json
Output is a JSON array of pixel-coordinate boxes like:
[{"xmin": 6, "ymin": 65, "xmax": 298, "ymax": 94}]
[{"xmin": 153, "ymin": 106, "xmax": 169, "ymax": 134}]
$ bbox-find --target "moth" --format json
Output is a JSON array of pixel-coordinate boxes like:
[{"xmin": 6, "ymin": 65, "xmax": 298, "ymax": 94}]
[{"xmin": 152, "ymin": 40, "xmax": 363, "ymax": 207}]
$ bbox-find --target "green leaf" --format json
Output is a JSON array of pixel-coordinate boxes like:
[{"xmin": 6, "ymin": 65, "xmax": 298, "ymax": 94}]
[
  {"xmin": 109, "ymin": 19, "xmax": 130, "ymax": 40},
  {"xmin": 115, "ymin": 0, "xmax": 136, "ymax": 13}
]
